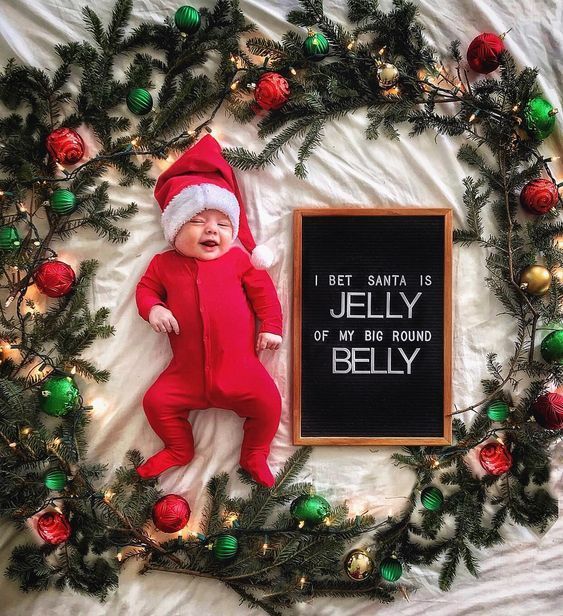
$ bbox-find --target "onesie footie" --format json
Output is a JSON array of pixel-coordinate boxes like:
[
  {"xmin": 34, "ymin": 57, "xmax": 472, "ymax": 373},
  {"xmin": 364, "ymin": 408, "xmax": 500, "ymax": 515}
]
[
  {"xmin": 136, "ymin": 448, "xmax": 193, "ymax": 479},
  {"xmin": 240, "ymin": 451, "xmax": 275, "ymax": 488}
]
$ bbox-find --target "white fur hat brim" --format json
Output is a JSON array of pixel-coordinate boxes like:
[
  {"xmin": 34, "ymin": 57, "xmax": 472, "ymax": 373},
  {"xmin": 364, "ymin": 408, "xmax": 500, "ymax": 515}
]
[{"xmin": 161, "ymin": 183, "xmax": 240, "ymax": 245}]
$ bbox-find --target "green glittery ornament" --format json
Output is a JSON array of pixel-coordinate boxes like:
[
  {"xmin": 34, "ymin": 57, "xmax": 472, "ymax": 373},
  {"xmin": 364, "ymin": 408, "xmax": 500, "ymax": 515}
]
[
  {"xmin": 420, "ymin": 486, "xmax": 444, "ymax": 511},
  {"xmin": 524, "ymin": 97, "xmax": 558, "ymax": 140},
  {"xmin": 126, "ymin": 88, "xmax": 153, "ymax": 116},
  {"xmin": 541, "ymin": 330, "xmax": 563, "ymax": 364},
  {"xmin": 212, "ymin": 534, "xmax": 238, "ymax": 560},
  {"xmin": 379, "ymin": 556, "xmax": 402, "ymax": 582},
  {"xmin": 49, "ymin": 189, "xmax": 77, "ymax": 215},
  {"xmin": 0, "ymin": 226, "xmax": 21, "ymax": 251},
  {"xmin": 290, "ymin": 494, "xmax": 331, "ymax": 525},
  {"xmin": 43, "ymin": 468, "xmax": 67, "ymax": 490},
  {"xmin": 303, "ymin": 29, "xmax": 329, "ymax": 60},
  {"xmin": 487, "ymin": 400, "xmax": 510, "ymax": 422},
  {"xmin": 39, "ymin": 375, "xmax": 80, "ymax": 417},
  {"xmin": 174, "ymin": 6, "xmax": 201, "ymax": 35}
]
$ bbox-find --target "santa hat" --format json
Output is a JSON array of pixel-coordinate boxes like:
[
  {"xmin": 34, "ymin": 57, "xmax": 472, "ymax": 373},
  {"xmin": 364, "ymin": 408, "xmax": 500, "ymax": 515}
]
[{"xmin": 154, "ymin": 134, "xmax": 274, "ymax": 269}]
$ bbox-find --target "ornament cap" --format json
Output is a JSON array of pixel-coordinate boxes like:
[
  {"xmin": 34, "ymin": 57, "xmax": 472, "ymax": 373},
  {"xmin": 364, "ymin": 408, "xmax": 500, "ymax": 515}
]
[{"xmin": 548, "ymin": 108, "xmax": 559, "ymax": 116}]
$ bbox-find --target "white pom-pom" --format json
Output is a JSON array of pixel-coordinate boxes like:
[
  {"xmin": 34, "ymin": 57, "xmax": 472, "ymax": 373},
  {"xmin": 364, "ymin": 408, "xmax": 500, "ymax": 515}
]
[{"xmin": 251, "ymin": 244, "xmax": 274, "ymax": 269}]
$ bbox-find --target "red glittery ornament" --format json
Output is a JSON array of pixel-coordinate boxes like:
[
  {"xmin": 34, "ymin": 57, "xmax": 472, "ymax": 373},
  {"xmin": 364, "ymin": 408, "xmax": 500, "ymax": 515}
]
[
  {"xmin": 520, "ymin": 178, "xmax": 559, "ymax": 215},
  {"xmin": 152, "ymin": 494, "xmax": 191, "ymax": 533},
  {"xmin": 33, "ymin": 260, "xmax": 76, "ymax": 297},
  {"xmin": 479, "ymin": 441, "xmax": 512, "ymax": 475},
  {"xmin": 532, "ymin": 392, "xmax": 563, "ymax": 430},
  {"xmin": 36, "ymin": 511, "xmax": 72, "ymax": 544},
  {"xmin": 46, "ymin": 127, "xmax": 85, "ymax": 165},
  {"xmin": 467, "ymin": 33, "xmax": 505, "ymax": 74},
  {"xmin": 254, "ymin": 72, "xmax": 291, "ymax": 111}
]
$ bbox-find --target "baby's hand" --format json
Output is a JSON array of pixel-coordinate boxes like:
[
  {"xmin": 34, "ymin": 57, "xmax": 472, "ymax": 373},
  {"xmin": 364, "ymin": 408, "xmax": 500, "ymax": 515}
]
[
  {"xmin": 148, "ymin": 305, "xmax": 180, "ymax": 335},
  {"xmin": 256, "ymin": 332, "xmax": 282, "ymax": 352}
]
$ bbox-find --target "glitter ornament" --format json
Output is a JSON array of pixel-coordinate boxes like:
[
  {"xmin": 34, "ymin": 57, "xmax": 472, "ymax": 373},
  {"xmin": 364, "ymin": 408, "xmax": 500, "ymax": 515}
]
[
  {"xmin": 46, "ymin": 127, "xmax": 85, "ymax": 165},
  {"xmin": 467, "ymin": 32, "xmax": 505, "ymax": 74},
  {"xmin": 33, "ymin": 260, "xmax": 76, "ymax": 297},
  {"xmin": 524, "ymin": 97, "xmax": 558, "ymax": 140},
  {"xmin": 344, "ymin": 549, "xmax": 375, "ymax": 581},
  {"xmin": 479, "ymin": 442, "xmax": 512, "ymax": 475},
  {"xmin": 254, "ymin": 72, "xmax": 291, "ymax": 111},
  {"xmin": 36, "ymin": 511, "xmax": 72, "ymax": 544},
  {"xmin": 152, "ymin": 494, "xmax": 191, "ymax": 532},
  {"xmin": 532, "ymin": 392, "xmax": 563, "ymax": 430},
  {"xmin": 540, "ymin": 330, "xmax": 563, "ymax": 363},
  {"xmin": 520, "ymin": 178, "xmax": 558, "ymax": 215},
  {"xmin": 39, "ymin": 375, "xmax": 80, "ymax": 417},
  {"xmin": 290, "ymin": 494, "xmax": 331, "ymax": 525}
]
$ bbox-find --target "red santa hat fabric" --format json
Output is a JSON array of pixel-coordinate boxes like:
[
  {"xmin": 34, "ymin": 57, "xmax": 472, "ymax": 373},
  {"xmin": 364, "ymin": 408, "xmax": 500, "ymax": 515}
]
[{"xmin": 154, "ymin": 134, "xmax": 273, "ymax": 269}]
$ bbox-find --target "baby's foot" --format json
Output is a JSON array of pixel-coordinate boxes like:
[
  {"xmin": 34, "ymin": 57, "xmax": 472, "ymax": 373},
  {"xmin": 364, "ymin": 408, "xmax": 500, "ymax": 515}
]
[
  {"xmin": 240, "ymin": 452, "xmax": 275, "ymax": 488},
  {"xmin": 136, "ymin": 448, "xmax": 192, "ymax": 479}
]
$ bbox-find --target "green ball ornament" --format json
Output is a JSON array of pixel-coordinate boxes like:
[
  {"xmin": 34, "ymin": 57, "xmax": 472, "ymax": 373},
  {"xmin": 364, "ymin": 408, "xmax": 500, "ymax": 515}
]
[
  {"xmin": 49, "ymin": 189, "xmax": 77, "ymax": 215},
  {"xmin": 174, "ymin": 6, "xmax": 201, "ymax": 35},
  {"xmin": 44, "ymin": 468, "xmax": 67, "ymax": 491},
  {"xmin": 541, "ymin": 330, "xmax": 563, "ymax": 364},
  {"xmin": 420, "ymin": 486, "xmax": 444, "ymax": 511},
  {"xmin": 0, "ymin": 226, "xmax": 21, "ymax": 251},
  {"xmin": 212, "ymin": 534, "xmax": 238, "ymax": 560},
  {"xmin": 126, "ymin": 88, "xmax": 153, "ymax": 116},
  {"xmin": 303, "ymin": 29, "xmax": 329, "ymax": 60},
  {"xmin": 487, "ymin": 400, "xmax": 509, "ymax": 422},
  {"xmin": 290, "ymin": 494, "xmax": 331, "ymax": 525},
  {"xmin": 524, "ymin": 97, "xmax": 558, "ymax": 140},
  {"xmin": 379, "ymin": 556, "xmax": 402, "ymax": 582},
  {"xmin": 39, "ymin": 375, "xmax": 80, "ymax": 417}
]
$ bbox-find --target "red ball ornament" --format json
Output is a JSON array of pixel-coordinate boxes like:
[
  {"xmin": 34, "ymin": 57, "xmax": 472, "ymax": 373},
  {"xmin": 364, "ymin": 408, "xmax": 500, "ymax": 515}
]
[
  {"xmin": 532, "ymin": 392, "xmax": 563, "ymax": 430},
  {"xmin": 479, "ymin": 441, "xmax": 512, "ymax": 475},
  {"xmin": 36, "ymin": 511, "xmax": 72, "ymax": 544},
  {"xmin": 152, "ymin": 494, "xmax": 191, "ymax": 533},
  {"xmin": 46, "ymin": 127, "xmax": 85, "ymax": 165},
  {"xmin": 254, "ymin": 72, "xmax": 291, "ymax": 111},
  {"xmin": 467, "ymin": 33, "xmax": 505, "ymax": 74},
  {"xmin": 520, "ymin": 178, "xmax": 559, "ymax": 215},
  {"xmin": 33, "ymin": 260, "xmax": 76, "ymax": 298}
]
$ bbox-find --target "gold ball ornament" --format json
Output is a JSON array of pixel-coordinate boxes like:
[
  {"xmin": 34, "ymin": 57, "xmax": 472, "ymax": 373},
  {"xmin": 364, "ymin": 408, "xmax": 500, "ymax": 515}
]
[
  {"xmin": 519, "ymin": 265, "xmax": 552, "ymax": 296},
  {"xmin": 344, "ymin": 549, "xmax": 375, "ymax": 581},
  {"xmin": 377, "ymin": 62, "xmax": 399, "ymax": 89}
]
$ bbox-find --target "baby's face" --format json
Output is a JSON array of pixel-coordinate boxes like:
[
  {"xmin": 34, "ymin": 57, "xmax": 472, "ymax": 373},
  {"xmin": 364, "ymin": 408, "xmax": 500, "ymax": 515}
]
[{"xmin": 174, "ymin": 209, "xmax": 234, "ymax": 260}]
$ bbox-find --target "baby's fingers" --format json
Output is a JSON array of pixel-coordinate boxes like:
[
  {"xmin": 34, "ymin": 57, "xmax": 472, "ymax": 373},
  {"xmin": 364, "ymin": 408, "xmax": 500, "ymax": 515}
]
[{"xmin": 169, "ymin": 315, "xmax": 180, "ymax": 335}]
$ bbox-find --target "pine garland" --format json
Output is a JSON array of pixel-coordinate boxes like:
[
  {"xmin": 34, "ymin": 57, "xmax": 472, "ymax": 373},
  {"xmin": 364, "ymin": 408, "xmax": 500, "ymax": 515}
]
[{"xmin": 0, "ymin": 0, "xmax": 561, "ymax": 612}]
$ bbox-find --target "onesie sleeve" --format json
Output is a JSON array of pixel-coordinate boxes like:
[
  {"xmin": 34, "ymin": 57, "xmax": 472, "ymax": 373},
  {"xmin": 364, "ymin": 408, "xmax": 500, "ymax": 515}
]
[
  {"xmin": 239, "ymin": 250, "xmax": 283, "ymax": 336},
  {"xmin": 135, "ymin": 253, "xmax": 169, "ymax": 322}
]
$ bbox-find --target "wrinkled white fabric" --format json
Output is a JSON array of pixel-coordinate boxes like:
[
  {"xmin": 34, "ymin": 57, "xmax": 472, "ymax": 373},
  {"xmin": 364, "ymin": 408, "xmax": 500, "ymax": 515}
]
[{"xmin": 0, "ymin": 1, "xmax": 561, "ymax": 614}]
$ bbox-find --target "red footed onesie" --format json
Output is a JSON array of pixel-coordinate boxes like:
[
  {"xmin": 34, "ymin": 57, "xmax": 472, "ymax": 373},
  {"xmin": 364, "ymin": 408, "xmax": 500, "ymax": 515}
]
[{"xmin": 135, "ymin": 246, "xmax": 282, "ymax": 486}]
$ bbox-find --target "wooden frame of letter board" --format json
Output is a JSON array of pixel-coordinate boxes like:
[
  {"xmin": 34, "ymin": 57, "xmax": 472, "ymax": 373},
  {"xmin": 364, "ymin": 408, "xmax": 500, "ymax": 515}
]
[{"xmin": 292, "ymin": 208, "xmax": 452, "ymax": 446}]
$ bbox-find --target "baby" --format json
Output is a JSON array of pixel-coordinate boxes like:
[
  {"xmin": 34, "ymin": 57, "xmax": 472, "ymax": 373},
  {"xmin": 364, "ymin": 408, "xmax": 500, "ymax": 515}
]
[{"xmin": 134, "ymin": 135, "xmax": 283, "ymax": 487}]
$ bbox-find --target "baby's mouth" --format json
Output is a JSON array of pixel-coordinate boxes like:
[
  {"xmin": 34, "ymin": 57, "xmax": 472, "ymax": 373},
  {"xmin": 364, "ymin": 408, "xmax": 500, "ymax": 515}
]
[{"xmin": 200, "ymin": 240, "xmax": 218, "ymax": 247}]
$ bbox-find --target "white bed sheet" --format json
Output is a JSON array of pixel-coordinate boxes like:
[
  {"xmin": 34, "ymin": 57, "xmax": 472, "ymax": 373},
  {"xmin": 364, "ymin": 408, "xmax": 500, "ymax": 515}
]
[{"xmin": 0, "ymin": 1, "xmax": 562, "ymax": 614}]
